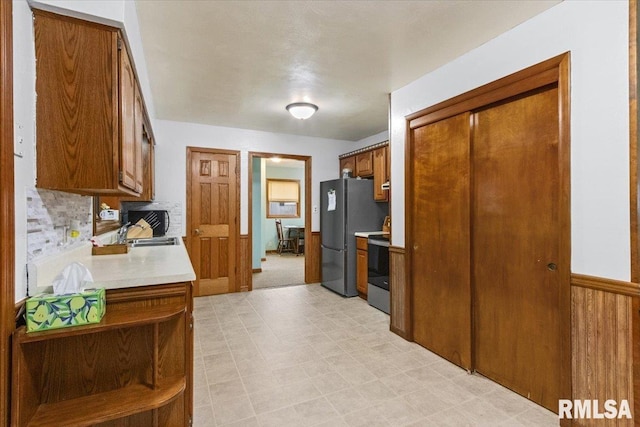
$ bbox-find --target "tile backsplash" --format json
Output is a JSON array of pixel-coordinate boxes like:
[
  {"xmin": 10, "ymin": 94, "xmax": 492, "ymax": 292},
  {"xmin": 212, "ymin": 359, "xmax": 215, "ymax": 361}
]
[
  {"xmin": 26, "ymin": 189, "xmax": 183, "ymax": 263},
  {"xmin": 27, "ymin": 188, "xmax": 93, "ymax": 261}
]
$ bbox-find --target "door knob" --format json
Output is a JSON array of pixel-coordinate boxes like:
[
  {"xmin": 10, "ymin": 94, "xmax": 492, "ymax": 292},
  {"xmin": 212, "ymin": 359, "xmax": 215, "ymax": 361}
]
[
  {"xmin": 194, "ymin": 228, "xmax": 203, "ymax": 236},
  {"xmin": 547, "ymin": 263, "xmax": 557, "ymax": 271}
]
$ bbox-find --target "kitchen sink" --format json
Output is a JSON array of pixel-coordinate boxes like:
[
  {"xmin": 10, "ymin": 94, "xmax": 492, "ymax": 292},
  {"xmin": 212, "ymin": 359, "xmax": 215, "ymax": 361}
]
[{"xmin": 128, "ymin": 236, "xmax": 180, "ymax": 247}]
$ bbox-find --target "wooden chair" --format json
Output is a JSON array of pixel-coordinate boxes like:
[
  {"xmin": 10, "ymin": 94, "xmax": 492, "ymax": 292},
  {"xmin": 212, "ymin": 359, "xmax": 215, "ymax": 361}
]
[{"xmin": 275, "ymin": 219, "xmax": 295, "ymax": 254}]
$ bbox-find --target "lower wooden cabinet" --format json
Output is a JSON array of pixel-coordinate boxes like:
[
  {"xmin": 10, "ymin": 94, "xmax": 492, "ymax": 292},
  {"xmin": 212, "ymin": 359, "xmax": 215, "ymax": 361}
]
[
  {"xmin": 11, "ymin": 282, "xmax": 193, "ymax": 427},
  {"xmin": 356, "ymin": 237, "xmax": 368, "ymax": 298}
]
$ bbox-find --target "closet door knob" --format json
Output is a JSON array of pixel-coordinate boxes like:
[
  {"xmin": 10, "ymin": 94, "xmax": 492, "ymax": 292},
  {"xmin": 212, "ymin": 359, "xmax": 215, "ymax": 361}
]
[{"xmin": 547, "ymin": 263, "xmax": 557, "ymax": 271}]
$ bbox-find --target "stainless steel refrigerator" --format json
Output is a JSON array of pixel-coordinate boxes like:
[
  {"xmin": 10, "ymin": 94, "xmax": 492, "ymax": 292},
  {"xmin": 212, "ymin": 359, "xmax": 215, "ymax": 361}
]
[{"xmin": 320, "ymin": 178, "xmax": 388, "ymax": 297}]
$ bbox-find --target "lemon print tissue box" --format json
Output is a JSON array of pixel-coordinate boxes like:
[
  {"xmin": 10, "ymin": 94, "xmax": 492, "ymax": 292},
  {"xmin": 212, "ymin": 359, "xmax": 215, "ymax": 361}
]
[{"xmin": 26, "ymin": 288, "xmax": 106, "ymax": 332}]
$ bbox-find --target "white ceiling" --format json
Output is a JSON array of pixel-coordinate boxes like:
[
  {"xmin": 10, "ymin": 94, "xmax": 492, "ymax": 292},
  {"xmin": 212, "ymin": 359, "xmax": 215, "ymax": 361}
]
[{"xmin": 135, "ymin": 0, "xmax": 561, "ymax": 141}]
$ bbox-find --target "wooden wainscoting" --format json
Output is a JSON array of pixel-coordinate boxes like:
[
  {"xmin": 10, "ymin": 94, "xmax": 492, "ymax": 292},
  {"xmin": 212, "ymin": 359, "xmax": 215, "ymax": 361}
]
[
  {"xmin": 240, "ymin": 235, "xmax": 250, "ymax": 292},
  {"xmin": 572, "ymin": 274, "xmax": 638, "ymax": 426},
  {"xmin": 305, "ymin": 232, "xmax": 321, "ymax": 284},
  {"xmin": 389, "ymin": 246, "xmax": 411, "ymax": 340}
]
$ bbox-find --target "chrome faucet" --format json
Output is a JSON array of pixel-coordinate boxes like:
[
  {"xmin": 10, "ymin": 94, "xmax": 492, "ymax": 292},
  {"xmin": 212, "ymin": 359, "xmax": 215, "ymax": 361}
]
[{"xmin": 116, "ymin": 222, "xmax": 143, "ymax": 244}]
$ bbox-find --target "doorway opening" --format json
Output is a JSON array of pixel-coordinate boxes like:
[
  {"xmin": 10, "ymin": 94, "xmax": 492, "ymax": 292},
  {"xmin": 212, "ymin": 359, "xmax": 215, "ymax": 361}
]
[{"xmin": 249, "ymin": 152, "xmax": 311, "ymax": 290}]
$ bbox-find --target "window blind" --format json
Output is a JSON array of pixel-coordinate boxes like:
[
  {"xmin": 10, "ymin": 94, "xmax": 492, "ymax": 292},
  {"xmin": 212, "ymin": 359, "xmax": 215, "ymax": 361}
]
[{"xmin": 267, "ymin": 180, "xmax": 299, "ymax": 202}]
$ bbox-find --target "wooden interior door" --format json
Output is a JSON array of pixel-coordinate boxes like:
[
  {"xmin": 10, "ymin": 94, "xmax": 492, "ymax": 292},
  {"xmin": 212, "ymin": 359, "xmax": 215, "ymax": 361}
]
[
  {"xmin": 188, "ymin": 149, "xmax": 239, "ymax": 296},
  {"xmin": 410, "ymin": 112, "xmax": 472, "ymax": 370},
  {"xmin": 472, "ymin": 85, "xmax": 561, "ymax": 412}
]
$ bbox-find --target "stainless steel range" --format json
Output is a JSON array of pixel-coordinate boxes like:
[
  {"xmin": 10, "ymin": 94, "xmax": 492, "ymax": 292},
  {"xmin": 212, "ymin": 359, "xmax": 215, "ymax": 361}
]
[{"xmin": 367, "ymin": 234, "xmax": 389, "ymax": 314}]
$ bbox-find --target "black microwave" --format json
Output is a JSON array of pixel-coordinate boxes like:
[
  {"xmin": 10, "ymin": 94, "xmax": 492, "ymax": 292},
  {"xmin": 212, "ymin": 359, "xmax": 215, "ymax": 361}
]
[{"xmin": 123, "ymin": 210, "xmax": 170, "ymax": 237}]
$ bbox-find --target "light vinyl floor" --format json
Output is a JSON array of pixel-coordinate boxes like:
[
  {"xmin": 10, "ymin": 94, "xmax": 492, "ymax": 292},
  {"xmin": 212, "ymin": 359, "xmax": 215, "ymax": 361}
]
[
  {"xmin": 252, "ymin": 254, "xmax": 305, "ymax": 290},
  {"xmin": 192, "ymin": 284, "xmax": 558, "ymax": 426}
]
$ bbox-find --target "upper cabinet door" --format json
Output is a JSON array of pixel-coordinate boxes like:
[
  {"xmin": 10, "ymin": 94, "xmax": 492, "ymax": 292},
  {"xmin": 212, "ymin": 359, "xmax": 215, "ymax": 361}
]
[
  {"xmin": 33, "ymin": 10, "xmax": 151, "ymax": 196},
  {"xmin": 385, "ymin": 144, "xmax": 390, "ymax": 182},
  {"xmin": 34, "ymin": 11, "xmax": 119, "ymax": 192},
  {"xmin": 355, "ymin": 151, "xmax": 373, "ymax": 177},
  {"xmin": 339, "ymin": 156, "xmax": 355, "ymax": 176},
  {"xmin": 133, "ymin": 83, "xmax": 145, "ymax": 193},
  {"xmin": 119, "ymin": 40, "xmax": 138, "ymax": 193},
  {"xmin": 372, "ymin": 147, "xmax": 388, "ymax": 202}
]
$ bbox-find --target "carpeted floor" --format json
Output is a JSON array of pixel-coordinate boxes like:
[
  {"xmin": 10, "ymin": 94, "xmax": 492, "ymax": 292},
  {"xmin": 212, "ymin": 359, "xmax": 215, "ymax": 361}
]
[{"xmin": 252, "ymin": 253, "xmax": 306, "ymax": 289}]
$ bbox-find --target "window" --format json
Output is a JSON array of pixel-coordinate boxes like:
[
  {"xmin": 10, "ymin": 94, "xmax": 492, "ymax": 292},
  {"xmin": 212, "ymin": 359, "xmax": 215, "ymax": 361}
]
[{"xmin": 267, "ymin": 179, "xmax": 300, "ymax": 218}]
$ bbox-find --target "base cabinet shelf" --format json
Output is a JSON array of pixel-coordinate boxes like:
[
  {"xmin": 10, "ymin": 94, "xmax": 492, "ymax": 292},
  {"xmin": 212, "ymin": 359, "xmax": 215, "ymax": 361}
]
[
  {"xmin": 27, "ymin": 377, "xmax": 185, "ymax": 427},
  {"xmin": 12, "ymin": 282, "xmax": 193, "ymax": 427}
]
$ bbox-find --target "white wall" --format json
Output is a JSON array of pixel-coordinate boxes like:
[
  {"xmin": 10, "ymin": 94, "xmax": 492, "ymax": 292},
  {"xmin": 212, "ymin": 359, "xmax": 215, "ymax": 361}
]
[
  {"xmin": 390, "ymin": 0, "xmax": 630, "ymax": 281},
  {"xmin": 154, "ymin": 120, "xmax": 352, "ymax": 236},
  {"xmin": 251, "ymin": 157, "xmax": 263, "ymax": 269},
  {"xmin": 352, "ymin": 130, "xmax": 389, "ymax": 151},
  {"xmin": 122, "ymin": 1, "xmax": 156, "ymax": 123},
  {"xmin": 28, "ymin": 0, "xmax": 125, "ymax": 25},
  {"xmin": 13, "ymin": 0, "xmax": 37, "ymax": 301}
]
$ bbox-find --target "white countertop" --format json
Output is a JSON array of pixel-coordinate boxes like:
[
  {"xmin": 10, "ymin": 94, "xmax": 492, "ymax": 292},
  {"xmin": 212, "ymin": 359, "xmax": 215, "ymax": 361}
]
[
  {"xmin": 354, "ymin": 231, "xmax": 389, "ymax": 238},
  {"xmin": 27, "ymin": 236, "xmax": 196, "ymax": 296}
]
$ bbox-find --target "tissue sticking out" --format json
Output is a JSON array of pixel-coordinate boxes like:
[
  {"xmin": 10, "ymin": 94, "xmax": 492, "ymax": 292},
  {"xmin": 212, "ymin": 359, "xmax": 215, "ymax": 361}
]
[{"xmin": 52, "ymin": 262, "xmax": 94, "ymax": 295}]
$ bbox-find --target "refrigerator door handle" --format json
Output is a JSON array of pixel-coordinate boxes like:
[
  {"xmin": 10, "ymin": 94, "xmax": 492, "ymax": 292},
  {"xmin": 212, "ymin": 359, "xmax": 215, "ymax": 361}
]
[{"xmin": 321, "ymin": 244, "xmax": 344, "ymax": 251}]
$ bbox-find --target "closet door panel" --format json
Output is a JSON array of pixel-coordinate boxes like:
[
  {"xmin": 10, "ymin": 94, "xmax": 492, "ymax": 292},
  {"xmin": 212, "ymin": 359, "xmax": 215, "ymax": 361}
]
[
  {"xmin": 472, "ymin": 85, "xmax": 560, "ymax": 412},
  {"xmin": 410, "ymin": 112, "xmax": 471, "ymax": 369}
]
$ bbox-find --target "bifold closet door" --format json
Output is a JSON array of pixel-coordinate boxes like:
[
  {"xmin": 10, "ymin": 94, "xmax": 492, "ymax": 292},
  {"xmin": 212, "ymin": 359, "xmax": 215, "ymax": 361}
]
[
  {"xmin": 472, "ymin": 85, "xmax": 561, "ymax": 412},
  {"xmin": 411, "ymin": 112, "xmax": 471, "ymax": 370}
]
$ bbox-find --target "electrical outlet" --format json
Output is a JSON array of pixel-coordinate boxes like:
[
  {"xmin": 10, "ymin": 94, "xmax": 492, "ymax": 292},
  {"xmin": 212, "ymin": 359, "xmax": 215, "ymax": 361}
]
[{"xmin": 313, "ymin": 205, "xmax": 318, "ymax": 213}]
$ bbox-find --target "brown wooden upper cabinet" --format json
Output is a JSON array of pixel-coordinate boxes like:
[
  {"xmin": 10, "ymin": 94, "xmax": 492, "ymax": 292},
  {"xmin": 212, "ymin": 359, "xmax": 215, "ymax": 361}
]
[
  {"xmin": 119, "ymin": 89, "xmax": 155, "ymax": 202},
  {"xmin": 385, "ymin": 145, "xmax": 390, "ymax": 182},
  {"xmin": 372, "ymin": 147, "xmax": 388, "ymax": 202},
  {"xmin": 339, "ymin": 156, "xmax": 355, "ymax": 176},
  {"xmin": 339, "ymin": 142, "xmax": 389, "ymax": 202},
  {"xmin": 356, "ymin": 151, "xmax": 374, "ymax": 177},
  {"xmin": 34, "ymin": 10, "xmax": 151, "ymax": 196}
]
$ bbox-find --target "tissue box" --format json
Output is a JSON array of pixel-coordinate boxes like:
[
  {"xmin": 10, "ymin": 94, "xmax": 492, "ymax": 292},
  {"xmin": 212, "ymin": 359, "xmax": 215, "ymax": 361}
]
[{"xmin": 25, "ymin": 288, "xmax": 106, "ymax": 332}]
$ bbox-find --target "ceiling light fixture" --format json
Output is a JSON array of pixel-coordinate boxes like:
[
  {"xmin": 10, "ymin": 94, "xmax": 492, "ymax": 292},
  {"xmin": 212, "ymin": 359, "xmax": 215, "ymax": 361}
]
[{"xmin": 286, "ymin": 102, "xmax": 318, "ymax": 120}]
